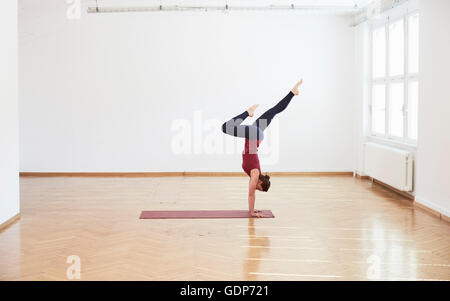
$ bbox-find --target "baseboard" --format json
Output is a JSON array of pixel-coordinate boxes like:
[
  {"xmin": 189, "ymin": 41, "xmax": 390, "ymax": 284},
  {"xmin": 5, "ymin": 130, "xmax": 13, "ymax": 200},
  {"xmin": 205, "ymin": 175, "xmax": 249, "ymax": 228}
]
[
  {"xmin": 372, "ymin": 179, "xmax": 415, "ymax": 200},
  {"xmin": 19, "ymin": 171, "xmax": 353, "ymax": 178},
  {"xmin": 350, "ymin": 175, "xmax": 449, "ymax": 222},
  {"xmin": 354, "ymin": 172, "xmax": 370, "ymax": 180},
  {"xmin": 443, "ymin": 214, "xmax": 450, "ymax": 223},
  {"xmin": 415, "ymin": 196, "xmax": 450, "ymax": 222},
  {"xmin": 0, "ymin": 213, "xmax": 21, "ymax": 232}
]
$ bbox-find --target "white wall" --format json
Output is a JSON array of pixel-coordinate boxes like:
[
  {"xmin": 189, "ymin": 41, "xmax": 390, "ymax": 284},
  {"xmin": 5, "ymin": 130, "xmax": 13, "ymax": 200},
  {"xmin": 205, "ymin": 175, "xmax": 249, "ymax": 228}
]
[
  {"xmin": 415, "ymin": 0, "xmax": 450, "ymax": 217},
  {"xmin": 19, "ymin": 0, "xmax": 356, "ymax": 172},
  {"xmin": 0, "ymin": 0, "xmax": 20, "ymax": 225}
]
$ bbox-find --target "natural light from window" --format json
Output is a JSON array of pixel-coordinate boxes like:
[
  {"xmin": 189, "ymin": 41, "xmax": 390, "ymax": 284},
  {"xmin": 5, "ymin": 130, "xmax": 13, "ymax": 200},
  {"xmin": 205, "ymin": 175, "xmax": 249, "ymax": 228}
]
[
  {"xmin": 389, "ymin": 20, "xmax": 404, "ymax": 77},
  {"xmin": 409, "ymin": 14, "xmax": 419, "ymax": 74},
  {"xmin": 390, "ymin": 82, "xmax": 404, "ymax": 137},
  {"xmin": 408, "ymin": 81, "xmax": 418, "ymax": 140},
  {"xmin": 370, "ymin": 12, "xmax": 419, "ymax": 144},
  {"xmin": 372, "ymin": 28, "xmax": 386, "ymax": 78},
  {"xmin": 372, "ymin": 84, "xmax": 386, "ymax": 134}
]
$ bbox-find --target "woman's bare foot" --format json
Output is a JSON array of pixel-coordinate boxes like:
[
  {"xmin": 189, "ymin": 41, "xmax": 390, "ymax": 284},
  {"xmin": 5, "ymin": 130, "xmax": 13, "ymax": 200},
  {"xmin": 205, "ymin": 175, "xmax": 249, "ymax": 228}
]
[
  {"xmin": 247, "ymin": 104, "xmax": 259, "ymax": 117},
  {"xmin": 291, "ymin": 79, "xmax": 303, "ymax": 96}
]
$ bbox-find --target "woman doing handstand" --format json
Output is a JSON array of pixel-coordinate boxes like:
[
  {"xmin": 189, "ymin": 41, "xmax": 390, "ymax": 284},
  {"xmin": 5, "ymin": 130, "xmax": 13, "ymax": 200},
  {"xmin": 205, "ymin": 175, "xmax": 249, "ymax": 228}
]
[{"xmin": 221, "ymin": 80, "xmax": 303, "ymax": 217}]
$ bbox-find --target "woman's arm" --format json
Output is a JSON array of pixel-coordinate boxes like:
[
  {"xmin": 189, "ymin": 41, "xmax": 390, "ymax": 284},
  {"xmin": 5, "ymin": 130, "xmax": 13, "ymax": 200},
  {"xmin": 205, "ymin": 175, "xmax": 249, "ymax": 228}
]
[{"xmin": 248, "ymin": 169, "xmax": 264, "ymax": 218}]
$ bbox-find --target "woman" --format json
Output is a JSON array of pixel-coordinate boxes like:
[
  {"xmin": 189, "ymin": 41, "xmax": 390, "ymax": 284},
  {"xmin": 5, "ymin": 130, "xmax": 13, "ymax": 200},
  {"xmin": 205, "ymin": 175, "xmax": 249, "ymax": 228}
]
[{"xmin": 221, "ymin": 80, "xmax": 303, "ymax": 217}]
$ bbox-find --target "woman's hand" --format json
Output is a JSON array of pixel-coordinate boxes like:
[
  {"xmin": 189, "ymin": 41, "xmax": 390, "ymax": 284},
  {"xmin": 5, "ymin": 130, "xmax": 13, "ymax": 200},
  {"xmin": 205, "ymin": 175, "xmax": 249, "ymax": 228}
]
[{"xmin": 251, "ymin": 211, "xmax": 265, "ymax": 218}]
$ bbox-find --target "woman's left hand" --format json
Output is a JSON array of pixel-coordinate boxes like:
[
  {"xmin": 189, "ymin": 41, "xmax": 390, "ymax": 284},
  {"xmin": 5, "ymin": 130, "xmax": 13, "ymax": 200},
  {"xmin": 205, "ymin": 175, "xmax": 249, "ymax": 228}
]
[{"xmin": 251, "ymin": 212, "xmax": 265, "ymax": 218}]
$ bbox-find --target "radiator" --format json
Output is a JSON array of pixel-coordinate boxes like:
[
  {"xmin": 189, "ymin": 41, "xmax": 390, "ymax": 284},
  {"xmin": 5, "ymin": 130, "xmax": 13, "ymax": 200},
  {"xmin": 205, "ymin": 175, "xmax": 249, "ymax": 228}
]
[{"xmin": 364, "ymin": 142, "xmax": 413, "ymax": 192}]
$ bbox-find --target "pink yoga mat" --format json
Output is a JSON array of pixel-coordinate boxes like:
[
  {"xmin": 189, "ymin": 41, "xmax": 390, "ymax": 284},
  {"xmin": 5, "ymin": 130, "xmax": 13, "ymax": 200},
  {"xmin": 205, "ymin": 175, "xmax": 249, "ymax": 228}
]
[{"xmin": 139, "ymin": 210, "xmax": 275, "ymax": 219}]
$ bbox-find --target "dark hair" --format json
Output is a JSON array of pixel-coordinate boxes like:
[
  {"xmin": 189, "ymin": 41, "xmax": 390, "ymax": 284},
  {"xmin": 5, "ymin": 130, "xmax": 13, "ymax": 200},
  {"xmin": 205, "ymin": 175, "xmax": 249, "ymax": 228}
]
[{"xmin": 259, "ymin": 174, "xmax": 271, "ymax": 192}]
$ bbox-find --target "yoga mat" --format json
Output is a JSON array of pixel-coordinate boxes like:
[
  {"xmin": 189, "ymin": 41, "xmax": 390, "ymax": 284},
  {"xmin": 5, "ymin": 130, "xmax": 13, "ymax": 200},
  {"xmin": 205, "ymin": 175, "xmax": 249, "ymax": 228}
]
[{"xmin": 139, "ymin": 210, "xmax": 275, "ymax": 219}]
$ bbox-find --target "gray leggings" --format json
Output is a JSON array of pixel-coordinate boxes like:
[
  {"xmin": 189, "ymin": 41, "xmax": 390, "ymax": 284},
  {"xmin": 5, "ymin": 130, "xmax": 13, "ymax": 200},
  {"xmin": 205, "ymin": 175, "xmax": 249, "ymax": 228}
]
[{"xmin": 221, "ymin": 91, "xmax": 295, "ymax": 140}]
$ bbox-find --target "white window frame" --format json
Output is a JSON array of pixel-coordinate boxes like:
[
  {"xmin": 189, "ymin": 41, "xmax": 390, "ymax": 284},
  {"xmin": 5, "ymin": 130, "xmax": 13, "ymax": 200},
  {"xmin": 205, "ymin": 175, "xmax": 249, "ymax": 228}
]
[{"xmin": 369, "ymin": 10, "xmax": 419, "ymax": 146}]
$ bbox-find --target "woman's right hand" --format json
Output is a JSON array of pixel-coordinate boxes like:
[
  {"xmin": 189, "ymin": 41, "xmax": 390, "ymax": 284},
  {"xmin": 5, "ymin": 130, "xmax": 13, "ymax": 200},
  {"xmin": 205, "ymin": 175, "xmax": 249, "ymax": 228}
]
[{"xmin": 251, "ymin": 211, "xmax": 265, "ymax": 218}]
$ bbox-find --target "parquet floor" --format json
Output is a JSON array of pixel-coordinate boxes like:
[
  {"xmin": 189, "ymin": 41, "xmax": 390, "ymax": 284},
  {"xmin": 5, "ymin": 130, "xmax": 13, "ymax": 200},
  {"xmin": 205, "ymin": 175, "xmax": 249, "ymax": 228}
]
[{"xmin": 0, "ymin": 176, "xmax": 449, "ymax": 281}]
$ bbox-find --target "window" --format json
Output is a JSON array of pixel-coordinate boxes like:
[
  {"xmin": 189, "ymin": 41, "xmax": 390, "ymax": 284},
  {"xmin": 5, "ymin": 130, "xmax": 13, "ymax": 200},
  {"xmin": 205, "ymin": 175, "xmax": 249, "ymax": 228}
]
[
  {"xmin": 389, "ymin": 82, "xmax": 404, "ymax": 137},
  {"xmin": 370, "ymin": 12, "xmax": 419, "ymax": 144},
  {"xmin": 389, "ymin": 20, "xmax": 404, "ymax": 77},
  {"xmin": 408, "ymin": 14, "xmax": 419, "ymax": 74},
  {"xmin": 372, "ymin": 28, "xmax": 386, "ymax": 78},
  {"xmin": 372, "ymin": 84, "xmax": 386, "ymax": 134},
  {"xmin": 408, "ymin": 81, "xmax": 418, "ymax": 140}
]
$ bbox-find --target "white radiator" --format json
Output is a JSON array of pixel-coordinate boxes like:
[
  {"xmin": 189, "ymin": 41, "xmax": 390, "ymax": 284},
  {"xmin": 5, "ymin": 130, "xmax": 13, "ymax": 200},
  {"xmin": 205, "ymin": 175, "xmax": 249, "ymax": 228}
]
[{"xmin": 364, "ymin": 142, "xmax": 413, "ymax": 192}]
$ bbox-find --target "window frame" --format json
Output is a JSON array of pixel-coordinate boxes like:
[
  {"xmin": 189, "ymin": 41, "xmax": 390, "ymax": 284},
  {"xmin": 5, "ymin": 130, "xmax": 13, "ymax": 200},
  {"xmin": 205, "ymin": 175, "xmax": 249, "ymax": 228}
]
[{"xmin": 369, "ymin": 10, "xmax": 419, "ymax": 146}]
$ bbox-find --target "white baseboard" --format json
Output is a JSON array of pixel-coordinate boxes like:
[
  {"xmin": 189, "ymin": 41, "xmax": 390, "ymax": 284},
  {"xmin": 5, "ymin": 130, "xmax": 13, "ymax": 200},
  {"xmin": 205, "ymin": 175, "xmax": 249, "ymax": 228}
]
[
  {"xmin": 353, "ymin": 169, "xmax": 367, "ymax": 177},
  {"xmin": 415, "ymin": 196, "xmax": 450, "ymax": 219},
  {"xmin": 0, "ymin": 213, "xmax": 21, "ymax": 231}
]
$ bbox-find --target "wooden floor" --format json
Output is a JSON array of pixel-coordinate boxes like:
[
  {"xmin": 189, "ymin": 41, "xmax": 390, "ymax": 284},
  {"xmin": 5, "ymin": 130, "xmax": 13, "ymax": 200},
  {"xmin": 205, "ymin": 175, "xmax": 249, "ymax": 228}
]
[{"xmin": 0, "ymin": 176, "xmax": 449, "ymax": 281}]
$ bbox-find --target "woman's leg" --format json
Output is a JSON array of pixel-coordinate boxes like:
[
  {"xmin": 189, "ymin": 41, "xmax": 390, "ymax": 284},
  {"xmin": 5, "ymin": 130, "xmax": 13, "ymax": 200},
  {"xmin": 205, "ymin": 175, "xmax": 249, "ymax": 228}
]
[
  {"xmin": 222, "ymin": 111, "xmax": 263, "ymax": 140},
  {"xmin": 221, "ymin": 111, "xmax": 249, "ymax": 138},
  {"xmin": 252, "ymin": 91, "xmax": 295, "ymax": 131}
]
